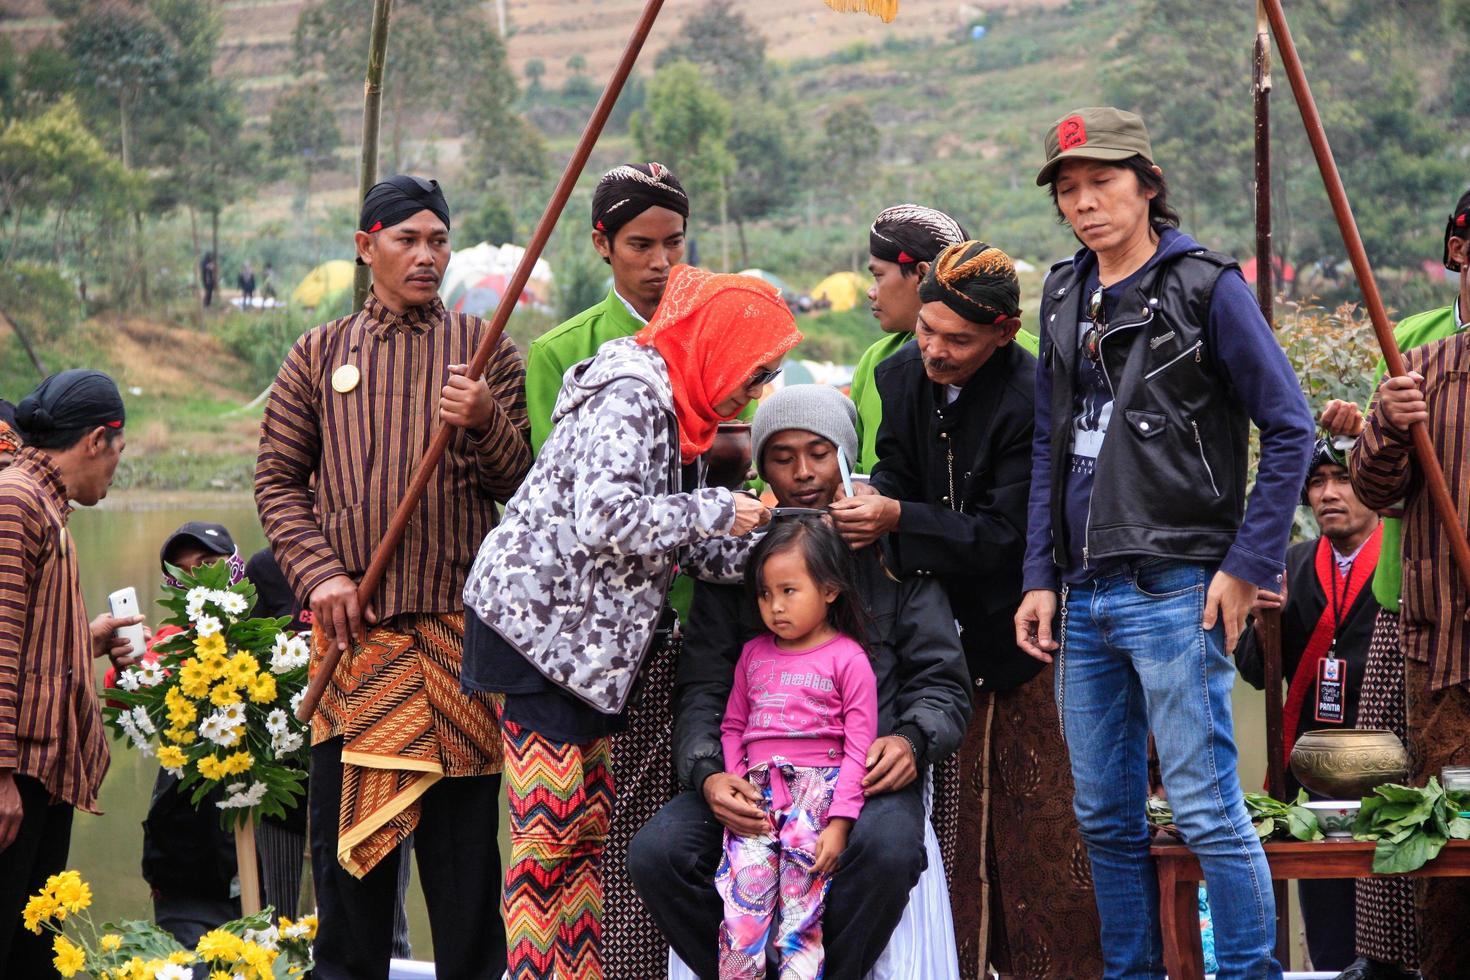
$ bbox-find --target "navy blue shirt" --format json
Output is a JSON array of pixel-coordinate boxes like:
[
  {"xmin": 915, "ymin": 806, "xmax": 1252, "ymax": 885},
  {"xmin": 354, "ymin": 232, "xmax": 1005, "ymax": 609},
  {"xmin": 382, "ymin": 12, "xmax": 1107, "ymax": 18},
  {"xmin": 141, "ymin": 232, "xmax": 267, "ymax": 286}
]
[{"xmin": 1061, "ymin": 264, "xmax": 1147, "ymax": 584}]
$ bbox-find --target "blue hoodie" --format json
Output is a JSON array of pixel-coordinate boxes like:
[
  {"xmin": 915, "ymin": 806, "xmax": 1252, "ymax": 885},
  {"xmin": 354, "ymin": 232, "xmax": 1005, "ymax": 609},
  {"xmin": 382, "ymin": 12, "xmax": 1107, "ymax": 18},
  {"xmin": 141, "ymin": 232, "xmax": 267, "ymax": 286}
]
[{"xmin": 1022, "ymin": 227, "xmax": 1314, "ymax": 592}]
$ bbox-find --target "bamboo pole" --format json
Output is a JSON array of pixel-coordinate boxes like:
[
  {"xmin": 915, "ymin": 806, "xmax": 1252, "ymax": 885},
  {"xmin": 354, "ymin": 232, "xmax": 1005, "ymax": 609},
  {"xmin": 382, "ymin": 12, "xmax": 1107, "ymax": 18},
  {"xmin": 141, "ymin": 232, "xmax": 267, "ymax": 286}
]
[
  {"xmin": 234, "ymin": 820, "xmax": 261, "ymax": 916},
  {"xmin": 352, "ymin": 0, "xmax": 393, "ymax": 313},
  {"xmin": 1252, "ymin": 8, "xmax": 1290, "ymax": 967},
  {"xmin": 1260, "ymin": 0, "xmax": 1470, "ymax": 595},
  {"xmin": 298, "ymin": 0, "xmax": 671, "ymax": 722}
]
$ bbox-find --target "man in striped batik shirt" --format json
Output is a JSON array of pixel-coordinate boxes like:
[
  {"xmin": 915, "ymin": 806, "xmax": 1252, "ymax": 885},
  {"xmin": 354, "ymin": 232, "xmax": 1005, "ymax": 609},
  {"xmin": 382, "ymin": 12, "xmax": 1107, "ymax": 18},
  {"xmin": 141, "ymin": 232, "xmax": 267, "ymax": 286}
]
[
  {"xmin": 1350, "ymin": 325, "xmax": 1470, "ymax": 980},
  {"xmin": 255, "ymin": 175, "xmax": 531, "ymax": 980}
]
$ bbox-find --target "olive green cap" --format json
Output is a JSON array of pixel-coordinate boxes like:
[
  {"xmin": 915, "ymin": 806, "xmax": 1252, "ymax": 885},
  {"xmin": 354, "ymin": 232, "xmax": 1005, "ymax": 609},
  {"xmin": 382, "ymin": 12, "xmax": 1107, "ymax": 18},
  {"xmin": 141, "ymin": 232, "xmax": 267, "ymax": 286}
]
[{"xmin": 1036, "ymin": 106, "xmax": 1155, "ymax": 186}]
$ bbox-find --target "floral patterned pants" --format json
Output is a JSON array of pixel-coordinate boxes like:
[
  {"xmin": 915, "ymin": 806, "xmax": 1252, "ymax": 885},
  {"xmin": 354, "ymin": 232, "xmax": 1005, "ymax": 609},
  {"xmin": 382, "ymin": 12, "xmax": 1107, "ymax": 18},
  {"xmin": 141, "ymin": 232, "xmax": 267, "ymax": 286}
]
[{"xmin": 715, "ymin": 764, "xmax": 839, "ymax": 980}]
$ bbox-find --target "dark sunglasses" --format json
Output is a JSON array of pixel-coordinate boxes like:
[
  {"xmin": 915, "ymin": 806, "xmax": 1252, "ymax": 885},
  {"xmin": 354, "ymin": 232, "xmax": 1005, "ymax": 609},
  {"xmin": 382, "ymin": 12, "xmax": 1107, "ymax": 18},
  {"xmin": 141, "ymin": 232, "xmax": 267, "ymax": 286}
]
[
  {"xmin": 1082, "ymin": 285, "xmax": 1107, "ymax": 363},
  {"xmin": 744, "ymin": 366, "xmax": 782, "ymax": 390}
]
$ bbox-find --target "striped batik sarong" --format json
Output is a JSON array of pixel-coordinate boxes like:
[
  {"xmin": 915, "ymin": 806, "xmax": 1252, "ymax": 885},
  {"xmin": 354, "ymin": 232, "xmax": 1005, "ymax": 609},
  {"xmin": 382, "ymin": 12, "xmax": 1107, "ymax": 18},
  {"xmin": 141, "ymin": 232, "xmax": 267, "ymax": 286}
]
[
  {"xmin": 499, "ymin": 717, "xmax": 615, "ymax": 980},
  {"xmin": 310, "ymin": 613, "xmax": 502, "ymax": 877}
]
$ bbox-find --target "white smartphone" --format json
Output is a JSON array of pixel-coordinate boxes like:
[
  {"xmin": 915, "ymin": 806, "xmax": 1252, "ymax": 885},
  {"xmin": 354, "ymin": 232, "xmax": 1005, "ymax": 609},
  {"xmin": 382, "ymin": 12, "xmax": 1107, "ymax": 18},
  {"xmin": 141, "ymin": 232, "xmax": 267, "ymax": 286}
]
[{"xmin": 107, "ymin": 587, "xmax": 147, "ymax": 659}]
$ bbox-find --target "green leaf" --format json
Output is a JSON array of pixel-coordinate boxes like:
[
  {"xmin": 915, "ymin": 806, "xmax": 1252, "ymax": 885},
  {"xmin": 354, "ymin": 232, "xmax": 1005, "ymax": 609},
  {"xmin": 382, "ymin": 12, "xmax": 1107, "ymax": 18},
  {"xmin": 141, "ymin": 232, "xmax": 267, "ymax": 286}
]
[
  {"xmin": 1373, "ymin": 782, "xmax": 1427, "ymax": 803},
  {"xmin": 1448, "ymin": 815, "xmax": 1470, "ymax": 840},
  {"xmin": 1287, "ymin": 807, "xmax": 1323, "ymax": 842},
  {"xmin": 1255, "ymin": 816, "xmax": 1275, "ymax": 840},
  {"xmin": 1373, "ymin": 830, "xmax": 1448, "ymax": 874}
]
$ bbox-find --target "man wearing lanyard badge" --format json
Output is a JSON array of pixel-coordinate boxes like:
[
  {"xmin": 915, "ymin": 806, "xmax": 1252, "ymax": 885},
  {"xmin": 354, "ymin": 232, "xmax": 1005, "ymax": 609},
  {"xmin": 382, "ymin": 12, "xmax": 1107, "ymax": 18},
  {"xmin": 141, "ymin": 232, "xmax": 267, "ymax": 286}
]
[{"xmin": 1235, "ymin": 435, "xmax": 1386, "ymax": 974}]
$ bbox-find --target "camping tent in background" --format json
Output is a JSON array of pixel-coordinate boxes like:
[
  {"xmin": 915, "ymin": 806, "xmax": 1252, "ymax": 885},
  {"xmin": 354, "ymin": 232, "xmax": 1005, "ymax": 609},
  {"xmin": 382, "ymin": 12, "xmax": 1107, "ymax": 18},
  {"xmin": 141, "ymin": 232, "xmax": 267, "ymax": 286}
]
[
  {"xmin": 291, "ymin": 260, "xmax": 355, "ymax": 309},
  {"xmin": 1240, "ymin": 254, "xmax": 1296, "ymax": 286},
  {"xmin": 442, "ymin": 242, "xmax": 554, "ymax": 316},
  {"xmin": 737, "ymin": 268, "xmax": 796, "ymax": 301},
  {"xmin": 810, "ymin": 271, "xmax": 868, "ymax": 312},
  {"xmin": 774, "ymin": 359, "xmax": 857, "ymax": 392}
]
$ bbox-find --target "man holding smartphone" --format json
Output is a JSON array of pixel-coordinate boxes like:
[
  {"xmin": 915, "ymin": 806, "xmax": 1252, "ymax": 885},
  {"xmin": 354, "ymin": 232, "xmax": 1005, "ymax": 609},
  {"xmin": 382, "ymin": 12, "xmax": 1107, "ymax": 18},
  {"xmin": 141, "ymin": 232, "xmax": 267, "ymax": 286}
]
[{"xmin": 0, "ymin": 369, "xmax": 144, "ymax": 975}]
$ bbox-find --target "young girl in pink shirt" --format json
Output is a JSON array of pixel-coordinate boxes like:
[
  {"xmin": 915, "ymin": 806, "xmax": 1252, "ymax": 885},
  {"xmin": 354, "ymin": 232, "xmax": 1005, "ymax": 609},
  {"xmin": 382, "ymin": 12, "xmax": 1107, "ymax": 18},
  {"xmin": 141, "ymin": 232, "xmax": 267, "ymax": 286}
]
[{"xmin": 717, "ymin": 518, "xmax": 879, "ymax": 979}]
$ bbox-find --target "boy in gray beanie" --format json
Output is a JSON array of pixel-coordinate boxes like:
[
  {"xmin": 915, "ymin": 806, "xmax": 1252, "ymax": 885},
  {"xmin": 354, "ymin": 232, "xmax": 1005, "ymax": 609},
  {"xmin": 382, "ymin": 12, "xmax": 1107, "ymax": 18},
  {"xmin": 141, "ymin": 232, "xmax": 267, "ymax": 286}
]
[{"xmin": 750, "ymin": 384, "xmax": 860, "ymax": 479}]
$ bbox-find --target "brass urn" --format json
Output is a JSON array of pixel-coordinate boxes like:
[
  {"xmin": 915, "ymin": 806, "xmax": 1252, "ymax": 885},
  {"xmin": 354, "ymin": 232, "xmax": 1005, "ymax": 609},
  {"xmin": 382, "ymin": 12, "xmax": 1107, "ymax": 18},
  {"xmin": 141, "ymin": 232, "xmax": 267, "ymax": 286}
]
[{"xmin": 1289, "ymin": 729, "xmax": 1410, "ymax": 799}]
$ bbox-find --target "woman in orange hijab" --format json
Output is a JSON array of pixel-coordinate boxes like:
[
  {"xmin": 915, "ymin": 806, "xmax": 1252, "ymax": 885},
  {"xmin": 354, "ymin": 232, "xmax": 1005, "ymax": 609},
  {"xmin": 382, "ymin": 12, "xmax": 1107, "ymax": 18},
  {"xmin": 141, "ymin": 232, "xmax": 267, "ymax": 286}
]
[{"xmin": 464, "ymin": 265, "xmax": 801, "ymax": 980}]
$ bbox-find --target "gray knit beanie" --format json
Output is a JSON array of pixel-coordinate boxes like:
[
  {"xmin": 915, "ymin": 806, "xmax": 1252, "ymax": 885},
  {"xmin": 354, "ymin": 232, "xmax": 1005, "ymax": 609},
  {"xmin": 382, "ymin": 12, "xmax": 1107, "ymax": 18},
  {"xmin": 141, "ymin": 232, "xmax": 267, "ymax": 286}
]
[{"xmin": 751, "ymin": 384, "xmax": 859, "ymax": 479}]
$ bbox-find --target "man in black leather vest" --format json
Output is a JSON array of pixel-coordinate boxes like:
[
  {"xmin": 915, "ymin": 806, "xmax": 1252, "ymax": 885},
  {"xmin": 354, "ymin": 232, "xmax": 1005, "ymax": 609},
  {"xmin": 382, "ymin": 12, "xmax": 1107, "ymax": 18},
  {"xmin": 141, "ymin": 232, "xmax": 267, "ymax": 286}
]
[
  {"xmin": 831, "ymin": 241, "xmax": 1103, "ymax": 977},
  {"xmin": 1015, "ymin": 106, "xmax": 1313, "ymax": 979}
]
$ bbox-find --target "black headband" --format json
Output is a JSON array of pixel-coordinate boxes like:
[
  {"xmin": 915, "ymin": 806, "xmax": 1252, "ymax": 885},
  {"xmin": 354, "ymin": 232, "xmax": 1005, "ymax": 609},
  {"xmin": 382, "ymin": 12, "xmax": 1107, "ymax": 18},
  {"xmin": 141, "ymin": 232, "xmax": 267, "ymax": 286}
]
[
  {"xmin": 360, "ymin": 175, "xmax": 451, "ymax": 234},
  {"xmin": 869, "ymin": 204, "xmax": 968, "ymax": 267},
  {"xmin": 591, "ymin": 163, "xmax": 689, "ymax": 237},
  {"xmin": 16, "ymin": 369, "xmax": 125, "ymax": 440}
]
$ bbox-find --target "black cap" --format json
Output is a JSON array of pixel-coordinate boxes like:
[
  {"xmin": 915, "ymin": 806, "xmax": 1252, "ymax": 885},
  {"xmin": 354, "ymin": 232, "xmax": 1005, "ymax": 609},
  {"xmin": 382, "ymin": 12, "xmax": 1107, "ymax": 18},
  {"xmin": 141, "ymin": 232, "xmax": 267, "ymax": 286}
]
[
  {"xmin": 1443, "ymin": 188, "xmax": 1470, "ymax": 272},
  {"xmin": 160, "ymin": 521, "xmax": 236, "ymax": 572}
]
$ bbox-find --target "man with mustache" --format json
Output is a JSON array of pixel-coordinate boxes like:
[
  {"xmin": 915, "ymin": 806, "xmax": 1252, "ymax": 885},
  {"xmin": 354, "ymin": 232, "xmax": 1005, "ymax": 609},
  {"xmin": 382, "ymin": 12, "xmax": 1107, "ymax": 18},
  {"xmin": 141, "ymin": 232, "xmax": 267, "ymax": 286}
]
[
  {"xmin": 1235, "ymin": 436, "xmax": 1385, "ymax": 974},
  {"xmin": 830, "ymin": 242, "xmax": 1102, "ymax": 977},
  {"xmin": 256, "ymin": 174, "xmax": 531, "ymax": 980}
]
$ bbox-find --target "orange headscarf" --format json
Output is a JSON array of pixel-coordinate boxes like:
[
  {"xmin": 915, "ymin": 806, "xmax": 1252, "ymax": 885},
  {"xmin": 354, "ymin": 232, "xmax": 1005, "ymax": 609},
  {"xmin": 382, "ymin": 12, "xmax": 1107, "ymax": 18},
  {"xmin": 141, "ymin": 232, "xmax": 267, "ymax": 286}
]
[
  {"xmin": 0, "ymin": 419, "xmax": 21, "ymax": 455},
  {"xmin": 636, "ymin": 265, "xmax": 802, "ymax": 465}
]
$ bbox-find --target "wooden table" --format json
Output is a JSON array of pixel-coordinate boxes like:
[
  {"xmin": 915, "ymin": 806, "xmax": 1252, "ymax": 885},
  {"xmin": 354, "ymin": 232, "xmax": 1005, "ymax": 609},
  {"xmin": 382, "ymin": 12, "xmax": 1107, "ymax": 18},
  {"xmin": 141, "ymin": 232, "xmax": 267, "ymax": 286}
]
[{"xmin": 1151, "ymin": 838, "xmax": 1470, "ymax": 979}]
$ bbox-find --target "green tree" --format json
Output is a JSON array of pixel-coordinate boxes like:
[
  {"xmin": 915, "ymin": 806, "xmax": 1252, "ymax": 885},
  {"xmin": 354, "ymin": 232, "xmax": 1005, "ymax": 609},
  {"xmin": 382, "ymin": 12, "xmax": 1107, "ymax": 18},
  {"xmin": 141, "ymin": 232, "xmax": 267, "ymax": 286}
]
[
  {"xmin": 55, "ymin": 0, "xmax": 178, "ymax": 168},
  {"xmin": 632, "ymin": 62, "xmax": 735, "ymax": 267},
  {"xmin": 726, "ymin": 98, "xmax": 808, "ymax": 267},
  {"xmin": 294, "ymin": 0, "xmax": 522, "ymax": 173},
  {"xmin": 563, "ymin": 53, "xmax": 593, "ymax": 99},
  {"xmin": 460, "ymin": 192, "xmax": 516, "ymax": 246},
  {"xmin": 817, "ymin": 99, "xmax": 880, "ymax": 187},
  {"xmin": 524, "ymin": 58, "xmax": 545, "ymax": 97},
  {"xmin": 656, "ymin": 0, "xmax": 770, "ymax": 98},
  {"xmin": 269, "ymin": 83, "xmax": 343, "ymax": 199}
]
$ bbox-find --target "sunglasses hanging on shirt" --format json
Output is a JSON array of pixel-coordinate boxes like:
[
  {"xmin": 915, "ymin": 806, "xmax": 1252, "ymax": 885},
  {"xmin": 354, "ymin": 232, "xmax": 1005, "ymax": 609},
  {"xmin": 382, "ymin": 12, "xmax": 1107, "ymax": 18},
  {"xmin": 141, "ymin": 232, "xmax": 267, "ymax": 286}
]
[{"xmin": 1082, "ymin": 285, "xmax": 1107, "ymax": 363}]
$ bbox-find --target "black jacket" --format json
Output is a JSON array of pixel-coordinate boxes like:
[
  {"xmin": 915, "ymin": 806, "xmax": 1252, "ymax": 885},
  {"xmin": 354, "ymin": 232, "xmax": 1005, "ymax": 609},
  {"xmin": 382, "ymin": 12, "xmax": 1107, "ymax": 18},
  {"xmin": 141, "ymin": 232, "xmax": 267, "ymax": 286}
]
[
  {"xmin": 870, "ymin": 340, "xmax": 1040, "ymax": 692},
  {"xmin": 675, "ymin": 545, "xmax": 971, "ymax": 793},
  {"xmin": 1235, "ymin": 536, "xmax": 1380, "ymax": 747}
]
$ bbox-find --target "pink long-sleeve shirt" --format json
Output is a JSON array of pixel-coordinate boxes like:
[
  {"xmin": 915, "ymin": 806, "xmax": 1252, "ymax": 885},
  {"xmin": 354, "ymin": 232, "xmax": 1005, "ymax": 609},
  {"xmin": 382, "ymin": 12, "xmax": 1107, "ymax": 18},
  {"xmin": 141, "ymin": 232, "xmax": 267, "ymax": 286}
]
[{"xmin": 720, "ymin": 632, "xmax": 878, "ymax": 821}]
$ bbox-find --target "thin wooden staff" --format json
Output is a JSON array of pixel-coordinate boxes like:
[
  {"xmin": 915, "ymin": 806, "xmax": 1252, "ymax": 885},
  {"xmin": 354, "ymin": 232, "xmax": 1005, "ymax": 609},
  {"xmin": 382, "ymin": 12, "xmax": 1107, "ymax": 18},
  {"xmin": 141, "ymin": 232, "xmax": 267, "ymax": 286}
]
[
  {"xmin": 1261, "ymin": 0, "xmax": 1470, "ymax": 596},
  {"xmin": 1252, "ymin": 4, "xmax": 1291, "ymax": 967},
  {"xmin": 297, "ymin": 0, "xmax": 669, "ymax": 722},
  {"xmin": 351, "ymin": 0, "xmax": 393, "ymax": 313}
]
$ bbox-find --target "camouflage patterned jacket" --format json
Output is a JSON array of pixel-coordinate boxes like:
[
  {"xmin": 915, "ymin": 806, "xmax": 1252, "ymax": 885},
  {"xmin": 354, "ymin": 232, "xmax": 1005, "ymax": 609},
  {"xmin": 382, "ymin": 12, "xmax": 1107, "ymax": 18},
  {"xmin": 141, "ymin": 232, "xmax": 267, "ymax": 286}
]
[{"xmin": 463, "ymin": 337, "xmax": 742, "ymax": 713}]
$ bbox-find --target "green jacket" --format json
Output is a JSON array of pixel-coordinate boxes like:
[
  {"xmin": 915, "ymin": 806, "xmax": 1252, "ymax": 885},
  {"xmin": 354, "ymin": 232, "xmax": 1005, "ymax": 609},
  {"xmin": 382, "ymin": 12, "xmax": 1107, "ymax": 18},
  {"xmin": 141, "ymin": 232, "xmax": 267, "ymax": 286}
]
[
  {"xmin": 1368, "ymin": 303, "xmax": 1464, "ymax": 611},
  {"xmin": 849, "ymin": 328, "xmax": 1040, "ymax": 474},
  {"xmin": 526, "ymin": 290, "xmax": 644, "ymax": 456}
]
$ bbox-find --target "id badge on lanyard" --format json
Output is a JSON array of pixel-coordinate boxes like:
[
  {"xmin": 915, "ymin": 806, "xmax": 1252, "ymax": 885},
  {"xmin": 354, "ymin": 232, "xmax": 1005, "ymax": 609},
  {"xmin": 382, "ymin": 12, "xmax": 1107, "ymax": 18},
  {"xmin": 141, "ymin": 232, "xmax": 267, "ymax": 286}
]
[{"xmin": 1315, "ymin": 649, "xmax": 1347, "ymax": 724}]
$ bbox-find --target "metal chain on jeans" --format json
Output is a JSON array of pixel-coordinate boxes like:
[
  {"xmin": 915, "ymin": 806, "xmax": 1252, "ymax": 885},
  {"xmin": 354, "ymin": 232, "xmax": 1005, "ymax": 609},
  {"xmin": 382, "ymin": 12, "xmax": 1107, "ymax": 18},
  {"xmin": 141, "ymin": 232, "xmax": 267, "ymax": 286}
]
[{"xmin": 1057, "ymin": 584, "xmax": 1070, "ymax": 742}]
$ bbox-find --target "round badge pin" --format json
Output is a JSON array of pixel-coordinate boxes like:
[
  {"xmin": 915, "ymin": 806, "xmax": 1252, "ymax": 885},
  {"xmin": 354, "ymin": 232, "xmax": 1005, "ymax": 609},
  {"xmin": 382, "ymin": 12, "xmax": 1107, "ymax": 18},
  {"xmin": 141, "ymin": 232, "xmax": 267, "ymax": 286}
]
[{"xmin": 331, "ymin": 364, "xmax": 361, "ymax": 394}]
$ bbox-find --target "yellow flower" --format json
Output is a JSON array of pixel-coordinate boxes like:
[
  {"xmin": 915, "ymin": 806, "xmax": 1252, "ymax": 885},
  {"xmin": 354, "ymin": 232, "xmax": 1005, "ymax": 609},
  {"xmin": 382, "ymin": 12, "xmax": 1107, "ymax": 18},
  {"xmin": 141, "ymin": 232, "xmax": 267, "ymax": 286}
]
[
  {"xmin": 194, "ymin": 632, "xmax": 227, "ymax": 659},
  {"xmin": 201, "ymin": 650, "xmax": 230, "ymax": 680},
  {"xmin": 248, "ymin": 672, "xmax": 277, "ymax": 704},
  {"xmin": 229, "ymin": 653, "xmax": 260, "ymax": 687},
  {"xmin": 100, "ymin": 933, "xmax": 123, "ymax": 952},
  {"xmin": 22, "ymin": 892, "xmax": 54, "ymax": 933},
  {"xmin": 47, "ymin": 870, "xmax": 91, "ymax": 913},
  {"xmin": 223, "ymin": 750, "xmax": 254, "ymax": 776},
  {"xmin": 164, "ymin": 726, "xmax": 197, "ymax": 745},
  {"xmin": 164, "ymin": 689, "xmax": 198, "ymax": 728},
  {"xmin": 167, "ymin": 949, "xmax": 196, "ymax": 964},
  {"xmin": 195, "ymin": 929, "xmax": 244, "ymax": 962},
  {"xmin": 300, "ymin": 914, "xmax": 318, "ymax": 940},
  {"xmin": 197, "ymin": 755, "xmax": 227, "ymax": 780},
  {"xmin": 209, "ymin": 681, "xmax": 240, "ymax": 707},
  {"xmin": 158, "ymin": 745, "xmax": 187, "ymax": 770},
  {"xmin": 52, "ymin": 934, "xmax": 86, "ymax": 977},
  {"xmin": 211, "ymin": 972, "xmax": 232, "ymax": 980},
  {"xmin": 178, "ymin": 662, "xmax": 212, "ymax": 699}
]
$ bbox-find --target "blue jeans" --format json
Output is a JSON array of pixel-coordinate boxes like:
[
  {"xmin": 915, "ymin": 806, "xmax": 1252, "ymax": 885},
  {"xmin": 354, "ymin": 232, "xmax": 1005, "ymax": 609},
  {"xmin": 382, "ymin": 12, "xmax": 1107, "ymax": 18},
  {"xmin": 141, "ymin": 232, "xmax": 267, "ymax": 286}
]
[{"xmin": 1059, "ymin": 559, "xmax": 1281, "ymax": 980}]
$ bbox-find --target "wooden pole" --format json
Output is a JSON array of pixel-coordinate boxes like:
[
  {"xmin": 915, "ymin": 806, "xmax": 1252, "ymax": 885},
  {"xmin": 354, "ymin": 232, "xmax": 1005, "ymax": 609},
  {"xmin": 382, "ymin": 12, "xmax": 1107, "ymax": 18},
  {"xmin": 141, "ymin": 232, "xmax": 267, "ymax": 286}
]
[
  {"xmin": 1253, "ymin": 7, "xmax": 1291, "ymax": 965},
  {"xmin": 298, "ymin": 0, "xmax": 671, "ymax": 723},
  {"xmin": 1261, "ymin": 0, "xmax": 1470, "ymax": 596},
  {"xmin": 352, "ymin": 0, "xmax": 393, "ymax": 313},
  {"xmin": 234, "ymin": 820, "xmax": 261, "ymax": 916}
]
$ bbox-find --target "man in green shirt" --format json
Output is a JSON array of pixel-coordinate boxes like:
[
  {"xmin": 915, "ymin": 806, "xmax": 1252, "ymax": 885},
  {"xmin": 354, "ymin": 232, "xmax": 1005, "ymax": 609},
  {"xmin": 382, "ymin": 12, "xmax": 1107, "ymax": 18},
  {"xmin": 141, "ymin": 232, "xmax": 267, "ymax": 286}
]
[
  {"xmin": 525, "ymin": 162, "xmax": 691, "ymax": 454},
  {"xmin": 849, "ymin": 205, "xmax": 968, "ymax": 473}
]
